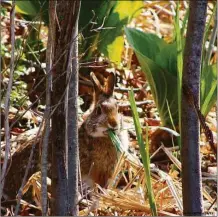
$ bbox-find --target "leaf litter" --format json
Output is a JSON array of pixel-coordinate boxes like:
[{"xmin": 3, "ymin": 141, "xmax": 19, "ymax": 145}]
[{"xmin": 1, "ymin": 1, "xmax": 217, "ymax": 216}]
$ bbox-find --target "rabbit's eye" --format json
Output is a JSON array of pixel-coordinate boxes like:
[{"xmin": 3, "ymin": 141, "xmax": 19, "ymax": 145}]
[{"xmin": 96, "ymin": 106, "xmax": 102, "ymax": 115}]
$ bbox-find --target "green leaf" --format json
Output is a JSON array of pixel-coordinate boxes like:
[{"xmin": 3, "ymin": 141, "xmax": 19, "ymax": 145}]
[
  {"xmin": 15, "ymin": 1, "xmax": 142, "ymax": 63},
  {"xmin": 202, "ymin": 4, "xmax": 217, "ymax": 66},
  {"xmin": 15, "ymin": 1, "xmax": 38, "ymax": 16},
  {"xmin": 201, "ymin": 64, "xmax": 217, "ymax": 116},
  {"xmin": 98, "ymin": 1, "xmax": 143, "ymax": 63},
  {"xmin": 175, "ymin": 2, "xmax": 183, "ymax": 134},
  {"xmin": 155, "ymin": 42, "xmax": 177, "ymax": 76},
  {"xmin": 80, "ymin": 0, "xmax": 143, "ymax": 64},
  {"xmin": 125, "ymin": 27, "xmax": 167, "ymax": 61},
  {"xmin": 15, "ymin": 0, "xmax": 49, "ymax": 25},
  {"xmin": 129, "ymin": 89, "xmax": 157, "ymax": 216},
  {"xmin": 125, "ymin": 27, "xmax": 178, "ymax": 127},
  {"xmin": 106, "ymin": 36, "xmax": 124, "ymax": 63},
  {"xmin": 108, "ymin": 130, "xmax": 123, "ymax": 154},
  {"xmin": 125, "ymin": 27, "xmax": 216, "ymax": 129}
]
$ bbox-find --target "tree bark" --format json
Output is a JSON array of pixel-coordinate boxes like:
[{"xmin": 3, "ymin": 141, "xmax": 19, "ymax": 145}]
[
  {"xmin": 66, "ymin": 1, "xmax": 80, "ymax": 215},
  {"xmin": 41, "ymin": 1, "xmax": 55, "ymax": 215},
  {"xmin": 181, "ymin": 1, "xmax": 207, "ymax": 216},
  {"xmin": 51, "ymin": 0, "xmax": 81, "ymax": 215}
]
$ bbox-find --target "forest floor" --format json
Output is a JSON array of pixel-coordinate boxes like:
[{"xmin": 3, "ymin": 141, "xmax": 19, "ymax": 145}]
[{"xmin": 1, "ymin": 1, "xmax": 217, "ymax": 216}]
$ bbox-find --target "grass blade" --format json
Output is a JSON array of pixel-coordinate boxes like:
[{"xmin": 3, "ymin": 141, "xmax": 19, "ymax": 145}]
[
  {"xmin": 204, "ymin": 7, "xmax": 217, "ymax": 65},
  {"xmin": 181, "ymin": 6, "xmax": 189, "ymax": 38},
  {"xmin": 108, "ymin": 129, "xmax": 123, "ymax": 154},
  {"xmin": 175, "ymin": 2, "xmax": 183, "ymax": 150},
  {"xmin": 129, "ymin": 89, "xmax": 157, "ymax": 216},
  {"xmin": 202, "ymin": 3, "xmax": 217, "ymax": 64}
]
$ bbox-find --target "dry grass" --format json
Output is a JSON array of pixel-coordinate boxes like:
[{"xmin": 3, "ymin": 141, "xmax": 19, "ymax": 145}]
[{"xmin": 1, "ymin": 1, "xmax": 217, "ymax": 216}]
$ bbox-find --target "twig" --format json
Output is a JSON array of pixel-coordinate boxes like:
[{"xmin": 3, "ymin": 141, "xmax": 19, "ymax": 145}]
[
  {"xmin": 149, "ymin": 8, "xmax": 160, "ymax": 36},
  {"xmin": 153, "ymin": 168, "xmax": 183, "ymax": 212},
  {"xmin": 14, "ymin": 7, "xmax": 81, "ymax": 216},
  {"xmin": 0, "ymin": 0, "xmax": 15, "ymax": 200},
  {"xmin": 118, "ymin": 100, "xmax": 154, "ymax": 108},
  {"xmin": 208, "ymin": 197, "xmax": 217, "ymax": 211},
  {"xmin": 154, "ymin": 4, "xmax": 175, "ymax": 16},
  {"xmin": 79, "ymin": 79, "xmax": 142, "ymax": 92},
  {"xmin": 9, "ymin": 68, "xmax": 69, "ymax": 129},
  {"xmin": 40, "ymin": 1, "xmax": 54, "ymax": 215},
  {"xmin": 114, "ymin": 87, "xmax": 141, "ymax": 92},
  {"xmin": 80, "ymin": 64, "xmax": 109, "ymax": 68},
  {"xmin": 1, "ymin": 14, "xmax": 45, "ymax": 25},
  {"xmin": 14, "ymin": 118, "xmax": 45, "ymax": 215},
  {"xmin": 9, "ymin": 41, "xmax": 83, "ymax": 124}
]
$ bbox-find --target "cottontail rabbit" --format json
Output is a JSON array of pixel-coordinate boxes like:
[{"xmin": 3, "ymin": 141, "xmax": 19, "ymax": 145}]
[{"xmin": 79, "ymin": 72, "xmax": 128, "ymax": 188}]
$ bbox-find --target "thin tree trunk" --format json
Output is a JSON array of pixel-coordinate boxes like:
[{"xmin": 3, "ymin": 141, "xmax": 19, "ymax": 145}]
[
  {"xmin": 40, "ymin": 1, "xmax": 55, "ymax": 215},
  {"xmin": 181, "ymin": 1, "xmax": 207, "ymax": 216},
  {"xmin": 51, "ymin": 0, "xmax": 80, "ymax": 215},
  {"xmin": 66, "ymin": 1, "xmax": 81, "ymax": 215},
  {"xmin": 0, "ymin": 0, "xmax": 15, "ymax": 200}
]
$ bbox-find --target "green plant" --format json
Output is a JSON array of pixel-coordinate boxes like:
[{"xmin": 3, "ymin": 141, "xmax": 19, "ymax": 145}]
[
  {"xmin": 1, "ymin": 36, "xmax": 30, "ymax": 108},
  {"xmin": 125, "ymin": 27, "xmax": 216, "ymax": 129},
  {"xmin": 175, "ymin": 2, "xmax": 183, "ymax": 133},
  {"xmin": 125, "ymin": 27, "xmax": 178, "ymax": 128},
  {"xmin": 1, "ymin": 1, "xmax": 49, "ymax": 109},
  {"xmin": 15, "ymin": 0, "xmax": 143, "ymax": 64},
  {"xmin": 15, "ymin": 0, "xmax": 49, "ymax": 25},
  {"xmin": 129, "ymin": 89, "xmax": 157, "ymax": 216},
  {"xmin": 79, "ymin": 0, "xmax": 143, "ymax": 64}
]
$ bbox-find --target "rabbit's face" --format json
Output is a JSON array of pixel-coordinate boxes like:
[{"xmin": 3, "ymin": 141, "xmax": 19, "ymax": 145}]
[{"xmin": 85, "ymin": 96, "xmax": 120, "ymax": 137}]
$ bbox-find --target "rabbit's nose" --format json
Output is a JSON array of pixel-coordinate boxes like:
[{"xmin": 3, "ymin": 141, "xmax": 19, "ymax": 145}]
[{"xmin": 108, "ymin": 118, "xmax": 118, "ymax": 130}]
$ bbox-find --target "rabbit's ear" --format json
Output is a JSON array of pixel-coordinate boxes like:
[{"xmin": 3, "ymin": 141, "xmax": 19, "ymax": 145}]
[
  {"xmin": 105, "ymin": 72, "xmax": 115, "ymax": 96},
  {"xmin": 90, "ymin": 72, "xmax": 103, "ymax": 95}
]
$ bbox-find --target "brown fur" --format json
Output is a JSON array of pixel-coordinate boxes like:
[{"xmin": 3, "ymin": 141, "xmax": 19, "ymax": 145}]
[
  {"xmin": 79, "ymin": 123, "xmax": 117, "ymax": 187},
  {"xmin": 79, "ymin": 72, "xmax": 123, "ymax": 188}
]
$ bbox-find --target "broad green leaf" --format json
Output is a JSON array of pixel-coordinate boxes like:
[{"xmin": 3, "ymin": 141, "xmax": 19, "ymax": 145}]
[
  {"xmin": 106, "ymin": 36, "xmax": 124, "ymax": 63},
  {"xmin": 97, "ymin": 1, "xmax": 143, "ymax": 63},
  {"xmin": 125, "ymin": 27, "xmax": 167, "ymax": 61},
  {"xmin": 15, "ymin": 1, "xmax": 142, "ymax": 63},
  {"xmin": 113, "ymin": 1, "xmax": 142, "ymax": 21},
  {"xmin": 15, "ymin": 0, "xmax": 49, "ymax": 25},
  {"xmin": 155, "ymin": 42, "xmax": 177, "ymax": 76},
  {"xmin": 125, "ymin": 27, "xmax": 178, "ymax": 128},
  {"xmin": 125, "ymin": 27, "xmax": 216, "ymax": 129},
  {"xmin": 80, "ymin": 0, "xmax": 143, "ymax": 64},
  {"xmin": 15, "ymin": 1, "xmax": 38, "ymax": 16}
]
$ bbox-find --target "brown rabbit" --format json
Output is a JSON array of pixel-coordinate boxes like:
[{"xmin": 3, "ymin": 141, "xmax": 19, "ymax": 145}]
[{"xmin": 79, "ymin": 72, "xmax": 128, "ymax": 188}]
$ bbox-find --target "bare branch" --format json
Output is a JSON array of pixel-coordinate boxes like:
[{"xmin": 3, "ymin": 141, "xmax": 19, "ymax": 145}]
[
  {"xmin": 14, "ymin": 119, "xmax": 45, "ymax": 215},
  {"xmin": 0, "ymin": 0, "xmax": 15, "ymax": 200},
  {"xmin": 40, "ymin": 1, "xmax": 55, "ymax": 215}
]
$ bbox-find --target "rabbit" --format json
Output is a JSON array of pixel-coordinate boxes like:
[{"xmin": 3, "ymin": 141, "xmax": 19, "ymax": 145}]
[{"xmin": 79, "ymin": 72, "xmax": 129, "ymax": 188}]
